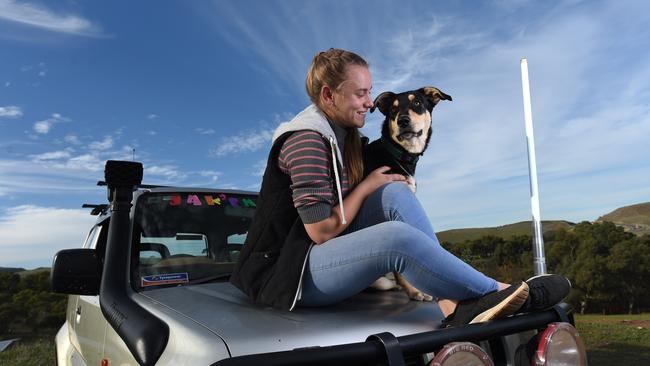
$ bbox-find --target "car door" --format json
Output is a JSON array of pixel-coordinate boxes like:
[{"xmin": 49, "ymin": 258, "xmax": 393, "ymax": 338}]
[
  {"xmin": 74, "ymin": 221, "xmax": 109, "ymax": 365},
  {"xmin": 65, "ymin": 224, "xmax": 99, "ymax": 360}
]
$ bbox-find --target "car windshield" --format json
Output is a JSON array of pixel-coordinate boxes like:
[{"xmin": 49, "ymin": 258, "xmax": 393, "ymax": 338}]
[{"xmin": 133, "ymin": 191, "xmax": 256, "ymax": 290}]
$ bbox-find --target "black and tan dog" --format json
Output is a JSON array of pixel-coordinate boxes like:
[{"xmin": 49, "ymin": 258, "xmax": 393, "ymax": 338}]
[
  {"xmin": 363, "ymin": 86, "xmax": 452, "ymax": 301},
  {"xmin": 365, "ymin": 86, "xmax": 452, "ymax": 192}
]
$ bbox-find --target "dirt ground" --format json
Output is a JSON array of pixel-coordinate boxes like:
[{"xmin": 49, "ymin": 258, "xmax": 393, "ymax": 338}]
[{"xmin": 622, "ymin": 319, "xmax": 650, "ymax": 328}]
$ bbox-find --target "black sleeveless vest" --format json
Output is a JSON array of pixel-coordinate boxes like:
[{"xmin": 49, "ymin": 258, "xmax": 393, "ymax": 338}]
[{"xmin": 230, "ymin": 132, "xmax": 314, "ymax": 310}]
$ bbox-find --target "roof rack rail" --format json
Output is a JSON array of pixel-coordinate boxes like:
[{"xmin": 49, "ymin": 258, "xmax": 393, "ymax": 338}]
[
  {"xmin": 82, "ymin": 204, "xmax": 109, "ymax": 216},
  {"xmin": 96, "ymin": 181, "xmax": 171, "ymax": 189}
]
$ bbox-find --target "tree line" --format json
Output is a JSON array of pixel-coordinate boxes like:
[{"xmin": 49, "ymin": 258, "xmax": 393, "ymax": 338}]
[
  {"xmin": 0, "ymin": 270, "xmax": 67, "ymax": 337},
  {"xmin": 443, "ymin": 221, "xmax": 650, "ymax": 314}
]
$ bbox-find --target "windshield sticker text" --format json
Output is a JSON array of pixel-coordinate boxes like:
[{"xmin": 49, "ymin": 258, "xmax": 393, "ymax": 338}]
[
  {"xmin": 161, "ymin": 194, "xmax": 256, "ymax": 208},
  {"xmin": 141, "ymin": 273, "xmax": 189, "ymax": 287}
]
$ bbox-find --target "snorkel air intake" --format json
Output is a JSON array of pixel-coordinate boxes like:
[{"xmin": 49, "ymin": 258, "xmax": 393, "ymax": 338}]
[{"xmin": 99, "ymin": 160, "xmax": 169, "ymax": 366}]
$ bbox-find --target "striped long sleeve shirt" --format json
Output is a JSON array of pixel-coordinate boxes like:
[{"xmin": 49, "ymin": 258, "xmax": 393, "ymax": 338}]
[{"xmin": 278, "ymin": 130, "xmax": 350, "ymax": 224}]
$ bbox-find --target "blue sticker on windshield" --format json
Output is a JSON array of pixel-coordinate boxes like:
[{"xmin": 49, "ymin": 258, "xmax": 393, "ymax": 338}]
[{"xmin": 141, "ymin": 273, "xmax": 189, "ymax": 287}]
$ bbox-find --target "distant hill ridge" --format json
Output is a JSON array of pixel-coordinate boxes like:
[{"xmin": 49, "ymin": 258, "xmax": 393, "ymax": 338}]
[
  {"xmin": 437, "ymin": 220, "xmax": 574, "ymax": 244},
  {"xmin": 597, "ymin": 201, "xmax": 650, "ymax": 235},
  {"xmin": 0, "ymin": 267, "xmax": 50, "ymax": 275},
  {"xmin": 0, "ymin": 267, "xmax": 26, "ymax": 273},
  {"xmin": 438, "ymin": 201, "xmax": 650, "ymax": 244}
]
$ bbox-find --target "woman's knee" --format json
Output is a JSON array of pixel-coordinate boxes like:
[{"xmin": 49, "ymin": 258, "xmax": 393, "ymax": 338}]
[
  {"xmin": 375, "ymin": 220, "xmax": 412, "ymax": 233},
  {"xmin": 380, "ymin": 181, "xmax": 414, "ymax": 199},
  {"xmin": 376, "ymin": 183, "xmax": 420, "ymax": 221},
  {"xmin": 373, "ymin": 221, "xmax": 436, "ymax": 251}
]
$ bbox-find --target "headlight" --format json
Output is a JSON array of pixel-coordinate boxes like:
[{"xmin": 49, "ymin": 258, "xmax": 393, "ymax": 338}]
[
  {"xmin": 428, "ymin": 342, "xmax": 494, "ymax": 366},
  {"xmin": 533, "ymin": 322, "xmax": 587, "ymax": 366}
]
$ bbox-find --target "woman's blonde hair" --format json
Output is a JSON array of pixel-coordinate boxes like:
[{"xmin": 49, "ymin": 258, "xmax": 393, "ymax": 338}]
[{"xmin": 305, "ymin": 48, "xmax": 367, "ymax": 187}]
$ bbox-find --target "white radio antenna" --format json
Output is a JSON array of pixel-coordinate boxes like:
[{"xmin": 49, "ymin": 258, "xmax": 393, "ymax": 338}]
[{"xmin": 520, "ymin": 58, "xmax": 547, "ymax": 275}]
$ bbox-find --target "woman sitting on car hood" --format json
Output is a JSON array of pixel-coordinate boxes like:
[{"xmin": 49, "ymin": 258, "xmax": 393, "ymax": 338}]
[{"xmin": 230, "ymin": 48, "xmax": 569, "ymax": 326}]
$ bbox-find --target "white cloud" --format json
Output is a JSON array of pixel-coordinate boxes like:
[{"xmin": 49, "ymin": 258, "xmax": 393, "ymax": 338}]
[
  {"xmin": 88, "ymin": 136, "xmax": 113, "ymax": 151},
  {"xmin": 64, "ymin": 134, "xmax": 81, "ymax": 145},
  {"xmin": 61, "ymin": 153, "xmax": 104, "ymax": 171},
  {"xmin": 199, "ymin": 170, "xmax": 221, "ymax": 183},
  {"xmin": 205, "ymin": 1, "xmax": 320, "ymax": 92},
  {"xmin": 147, "ymin": 113, "xmax": 158, "ymax": 120},
  {"xmin": 0, "ymin": 105, "xmax": 22, "ymax": 118},
  {"xmin": 145, "ymin": 165, "xmax": 186, "ymax": 182},
  {"xmin": 195, "ymin": 128, "xmax": 216, "ymax": 135},
  {"xmin": 30, "ymin": 149, "xmax": 72, "ymax": 161},
  {"xmin": 0, "ymin": 205, "xmax": 96, "ymax": 268},
  {"xmin": 33, "ymin": 120, "xmax": 51, "ymax": 133},
  {"xmin": 23, "ymin": 151, "xmax": 103, "ymax": 173},
  {"xmin": 0, "ymin": 0, "xmax": 104, "ymax": 37},
  {"xmin": 209, "ymin": 127, "xmax": 275, "ymax": 157},
  {"xmin": 32, "ymin": 113, "xmax": 69, "ymax": 134},
  {"xmin": 252, "ymin": 160, "xmax": 266, "ymax": 177}
]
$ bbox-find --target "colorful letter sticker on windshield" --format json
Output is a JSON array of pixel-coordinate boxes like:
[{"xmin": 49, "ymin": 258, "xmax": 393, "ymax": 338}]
[
  {"xmin": 163, "ymin": 193, "xmax": 256, "ymax": 208},
  {"xmin": 141, "ymin": 273, "xmax": 189, "ymax": 287}
]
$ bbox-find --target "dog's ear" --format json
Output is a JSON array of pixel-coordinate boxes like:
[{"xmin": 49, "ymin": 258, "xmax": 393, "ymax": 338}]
[
  {"xmin": 371, "ymin": 91, "xmax": 396, "ymax": 116},
  {"xmin": 419, "ymin": 87, "xmax": 452, "ymax": 110}
]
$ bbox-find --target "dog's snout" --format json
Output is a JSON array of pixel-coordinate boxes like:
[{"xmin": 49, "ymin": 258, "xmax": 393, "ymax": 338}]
[{"xmin": 397, "ymin": 115, "xmax": 411, "ymax": 128}]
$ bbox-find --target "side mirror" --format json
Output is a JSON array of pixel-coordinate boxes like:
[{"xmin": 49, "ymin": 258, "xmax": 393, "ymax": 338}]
[{"xmin": 51, "ymin": 249, "xmax": 101, "ymax": 295}]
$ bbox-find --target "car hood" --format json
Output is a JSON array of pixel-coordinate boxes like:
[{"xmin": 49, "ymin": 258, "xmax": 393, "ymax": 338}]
[{"xmin": 142, "ymin": 281, "xmax": 444, "ymax": 356}]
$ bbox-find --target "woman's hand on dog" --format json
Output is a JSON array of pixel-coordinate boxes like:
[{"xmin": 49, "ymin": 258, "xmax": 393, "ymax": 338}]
[
  {"xmin": 303, "ymin": 166, "xmax": 408, "ymax": 244},
  {"xmin": 359, "ymin": 166, "xmax": 408, "ymax": 195}
]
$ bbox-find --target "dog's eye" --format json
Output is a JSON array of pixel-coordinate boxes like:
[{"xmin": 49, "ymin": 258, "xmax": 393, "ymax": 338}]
[{"xmin": 412, "ymin": 100, "xmax": 421, "ymax": 107}]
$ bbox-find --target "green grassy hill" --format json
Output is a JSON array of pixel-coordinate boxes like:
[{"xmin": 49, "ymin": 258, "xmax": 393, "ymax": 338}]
[
  {"xmin": 438, "ymin": 202, "xmax": 650, "ymax": 244},
  {"xmin": 17, "ymin": 267, "xmax": 50, "ymax": 278},
  {"xmin": 0, "ymin": 267, "xmax": 26, "ymax": 273},
  {"xmin": 437, "ymin": 220, "xmax": 574, "ymax": 244},
  {"xmin": 596, "ymin": 202, "xmax": 650, "ymax": 235},
  {"xmin": 598, "ymin": 201, "xmax": 650, "ymax": 224},
  {"xmin": 597, "ymin": 202, "xmax": 650, "ymax": 235}
]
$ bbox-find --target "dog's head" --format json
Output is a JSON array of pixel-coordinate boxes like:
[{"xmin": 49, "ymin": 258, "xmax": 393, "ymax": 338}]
[{"xmin": 370, "ymin": 87, "xmax": 452, "ymax": 154}]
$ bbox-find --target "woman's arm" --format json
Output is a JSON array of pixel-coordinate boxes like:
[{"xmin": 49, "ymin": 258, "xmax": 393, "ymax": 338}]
[{"xmin": 304, "ymin": 166, "xmax": 407, "ymax": 244}]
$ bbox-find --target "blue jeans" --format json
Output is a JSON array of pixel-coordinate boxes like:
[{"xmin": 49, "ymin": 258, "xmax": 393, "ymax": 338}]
[{"xmin": 298, "ymin": 182, "xmax": 498, "ymax": 306}]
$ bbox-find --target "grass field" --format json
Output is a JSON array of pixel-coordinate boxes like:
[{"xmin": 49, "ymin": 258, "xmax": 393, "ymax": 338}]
[
  {"xmin": 0, "ymin": 335, "xmax": 55, "ymax": 366},
  {"xmin": 575, "ymin": 313, "xmax": 650, "ymax": 365},
  {"xmin": 1, "ymin": 314, "xmax": 648, "ymax": 365}
]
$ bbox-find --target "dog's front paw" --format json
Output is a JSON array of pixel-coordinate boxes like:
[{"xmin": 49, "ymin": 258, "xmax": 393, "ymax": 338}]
[
  {"xmin": 407, "ymin": 289, "xmax": 434, "ymax": 301},
  {"xmin": 371, "ymin": 276, "xmax": 399, "ymax": 291},
  {"xmin": 406, "ymin": 176, "xmax": 417, "ymax": 193},
  {"xmin": 408, "ymin": 183, "xmax": 416, "ymax": 194}
]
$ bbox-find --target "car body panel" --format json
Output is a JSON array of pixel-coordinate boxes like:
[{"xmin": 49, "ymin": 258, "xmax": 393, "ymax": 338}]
[
  {"xmin": 142, "ymin": 281, "xmax": 445, "ymax": 356},
  {"xmin": 74, "ymin": 295, "xmax": 106, "ymax": 365},
  {"xmin": 97, "ymin": 292, "xmax": 231, "ymax": 365},
  {"xmin": 56, "ymin": 322, "xmax": 88, "ymax": 366}
]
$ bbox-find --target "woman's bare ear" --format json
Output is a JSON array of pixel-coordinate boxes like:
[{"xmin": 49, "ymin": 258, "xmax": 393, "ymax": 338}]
[{"xmin": 321, "ymin": 85, "xmax": 335, "ymax": 106}]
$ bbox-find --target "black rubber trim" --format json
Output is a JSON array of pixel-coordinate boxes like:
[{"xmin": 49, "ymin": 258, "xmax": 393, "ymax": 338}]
[
  {"xmin": 366, "ymin": 332, "xmax": 405, "ymax": 366},
  {"xmin": 99, "ymin": 160, "xmax": 169, "ymax": 366},
  {"xmin": 211, "ymin": 304, "xmax": 571, "ymax": 366}
]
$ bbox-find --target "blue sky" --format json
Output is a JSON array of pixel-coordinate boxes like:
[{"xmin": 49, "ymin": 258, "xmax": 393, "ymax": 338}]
[{"xmin": 1, "ymin": 0, "xmax": 649, "ymax": 269}]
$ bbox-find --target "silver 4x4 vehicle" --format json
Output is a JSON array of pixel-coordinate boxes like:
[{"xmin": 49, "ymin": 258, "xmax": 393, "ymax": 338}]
[{"xmin": 52, "ymin": 161, "xmax": 587, "ymax": 366}]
